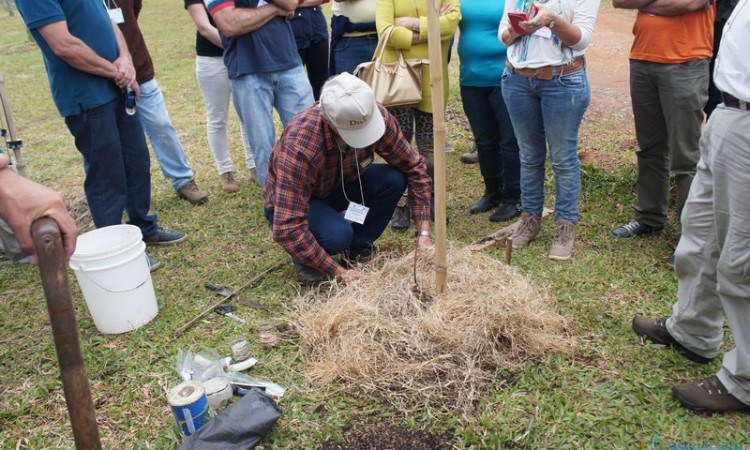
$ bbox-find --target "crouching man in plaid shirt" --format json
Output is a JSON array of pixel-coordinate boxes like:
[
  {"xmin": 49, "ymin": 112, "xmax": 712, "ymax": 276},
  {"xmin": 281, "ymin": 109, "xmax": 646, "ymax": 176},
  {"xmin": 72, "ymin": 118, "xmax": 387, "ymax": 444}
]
[{"xmin": 263, "ymin": 73, "xmax": 433, "ymax": 286}]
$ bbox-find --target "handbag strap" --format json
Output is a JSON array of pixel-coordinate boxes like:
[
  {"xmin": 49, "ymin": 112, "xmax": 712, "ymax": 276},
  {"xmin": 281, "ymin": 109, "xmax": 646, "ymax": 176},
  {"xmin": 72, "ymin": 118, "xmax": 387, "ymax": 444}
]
[{"xmin": 371, "ymin": 25, "xmax": 395, "ymax": 63}]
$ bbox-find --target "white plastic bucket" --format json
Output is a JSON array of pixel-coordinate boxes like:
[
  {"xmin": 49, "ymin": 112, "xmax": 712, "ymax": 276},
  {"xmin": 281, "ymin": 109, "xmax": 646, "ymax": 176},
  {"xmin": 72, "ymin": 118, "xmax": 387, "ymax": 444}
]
[{"xmin": 69, "ymin": 224, "xmax": 158, "ymax": 334}]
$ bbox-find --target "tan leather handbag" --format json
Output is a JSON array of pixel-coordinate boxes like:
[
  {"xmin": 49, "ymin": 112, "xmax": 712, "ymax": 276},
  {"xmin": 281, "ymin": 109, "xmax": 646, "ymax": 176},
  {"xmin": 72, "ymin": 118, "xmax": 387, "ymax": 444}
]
[{"xmin": 354, "ymin": 25, "xmax": 426, "ymax": 108}]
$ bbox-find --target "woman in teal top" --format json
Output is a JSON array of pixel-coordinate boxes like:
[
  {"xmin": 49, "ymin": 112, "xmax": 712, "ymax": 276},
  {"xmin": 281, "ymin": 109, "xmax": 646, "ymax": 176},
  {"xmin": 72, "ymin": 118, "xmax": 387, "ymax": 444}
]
[{"xmin": 459, "ymin": 0, "xmax": 521, "ymax": 222}]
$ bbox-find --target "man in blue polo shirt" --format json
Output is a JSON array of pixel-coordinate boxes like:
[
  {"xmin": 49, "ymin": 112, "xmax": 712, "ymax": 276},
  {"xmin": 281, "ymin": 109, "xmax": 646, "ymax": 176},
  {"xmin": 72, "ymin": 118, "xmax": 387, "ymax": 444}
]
[
  {"xmin": 206, "ymin": 0, "xmax": 314, "ymax": 186},
  {"xmin": 15, "ymin": 0, "xmax": 186, "ymax": 271}
]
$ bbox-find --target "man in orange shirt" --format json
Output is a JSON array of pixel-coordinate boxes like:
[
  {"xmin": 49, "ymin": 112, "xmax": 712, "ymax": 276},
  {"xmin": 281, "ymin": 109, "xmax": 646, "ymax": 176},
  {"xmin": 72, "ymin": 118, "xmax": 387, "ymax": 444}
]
[{"xmin": 611, "ymin": 0, "xmax": 715, "ymax": 263}]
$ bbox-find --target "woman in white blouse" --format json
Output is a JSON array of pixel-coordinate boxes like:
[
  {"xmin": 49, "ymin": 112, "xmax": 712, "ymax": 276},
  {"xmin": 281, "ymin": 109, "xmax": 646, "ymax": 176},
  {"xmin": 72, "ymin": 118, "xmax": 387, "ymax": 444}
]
[{"xmin": 499, "ymin": 0, "xmax": 599, "ymax": 261}]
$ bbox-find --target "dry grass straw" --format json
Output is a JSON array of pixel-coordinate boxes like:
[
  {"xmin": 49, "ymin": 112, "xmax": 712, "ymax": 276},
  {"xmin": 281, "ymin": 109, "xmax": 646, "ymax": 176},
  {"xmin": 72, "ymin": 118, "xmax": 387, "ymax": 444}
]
[
  {"xmin": 293, "ymin": 247, "xmax": 574, "ymax": 414},
  {"xmin": 65, "ymin": 194, "xmax": 94, "ymax": 233}
]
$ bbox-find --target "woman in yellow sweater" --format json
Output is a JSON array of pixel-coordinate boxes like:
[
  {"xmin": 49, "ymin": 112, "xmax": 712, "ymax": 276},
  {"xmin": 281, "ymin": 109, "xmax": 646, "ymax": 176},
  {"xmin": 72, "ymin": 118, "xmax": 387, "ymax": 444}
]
[{"xmin": 376, "ymin": 0, "xmax": 461, "ymax": 230}]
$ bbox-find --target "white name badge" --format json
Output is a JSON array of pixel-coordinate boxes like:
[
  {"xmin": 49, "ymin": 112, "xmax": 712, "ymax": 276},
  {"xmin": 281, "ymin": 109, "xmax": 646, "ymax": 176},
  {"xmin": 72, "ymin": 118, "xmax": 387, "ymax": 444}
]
[
  {"xmin": 344, "ymin": 202, "xmax": 369, "ymax": 225},
  {"xmin": 108, "ymin": 8, "xmax": 125, "ymax": 24}
]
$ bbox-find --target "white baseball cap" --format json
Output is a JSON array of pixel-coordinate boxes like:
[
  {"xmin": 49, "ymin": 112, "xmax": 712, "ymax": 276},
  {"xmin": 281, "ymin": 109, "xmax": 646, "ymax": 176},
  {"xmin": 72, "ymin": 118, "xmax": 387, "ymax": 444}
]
[{"xmin": 320, "ymin": 73, "xmax": 385, "ymax": 148}]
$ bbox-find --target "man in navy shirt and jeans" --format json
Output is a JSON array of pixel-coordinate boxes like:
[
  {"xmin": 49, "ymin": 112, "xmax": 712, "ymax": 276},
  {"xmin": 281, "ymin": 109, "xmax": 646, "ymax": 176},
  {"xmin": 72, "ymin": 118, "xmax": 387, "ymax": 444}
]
[
  {"xmin": 207, "ymin": 0, "xmax": 315, "ymax": 187},
  {"xmin": 15, "ymin": 0, "xmax": 186, "ymax": 271}
]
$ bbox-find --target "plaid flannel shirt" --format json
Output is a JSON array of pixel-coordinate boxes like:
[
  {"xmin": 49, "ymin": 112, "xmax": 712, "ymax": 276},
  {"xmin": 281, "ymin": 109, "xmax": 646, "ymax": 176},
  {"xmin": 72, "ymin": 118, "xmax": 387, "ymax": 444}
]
[{"xmin": 263, "ymin": 103, "xmax": 431, "ymax": 275}]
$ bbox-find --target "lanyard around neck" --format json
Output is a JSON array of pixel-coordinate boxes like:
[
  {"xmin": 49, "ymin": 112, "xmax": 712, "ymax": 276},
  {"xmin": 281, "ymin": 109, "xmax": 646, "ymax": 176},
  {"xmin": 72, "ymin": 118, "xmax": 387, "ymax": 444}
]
[{"xmin": 336, "ymin": 140, "xmax": 366, "ymax": 207}]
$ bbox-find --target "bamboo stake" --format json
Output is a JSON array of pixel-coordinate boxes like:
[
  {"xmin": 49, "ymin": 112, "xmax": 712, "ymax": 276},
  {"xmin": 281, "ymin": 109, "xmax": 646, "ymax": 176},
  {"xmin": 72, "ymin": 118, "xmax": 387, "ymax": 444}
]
[{"xmin": 426, "ymin": 0, "xmax": 447, "ymax": 294}]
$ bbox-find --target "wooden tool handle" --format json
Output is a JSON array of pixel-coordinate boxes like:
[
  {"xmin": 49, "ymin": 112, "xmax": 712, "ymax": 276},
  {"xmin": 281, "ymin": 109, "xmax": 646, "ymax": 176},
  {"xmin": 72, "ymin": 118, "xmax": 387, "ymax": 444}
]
[{"xmin": 33, "ymin": 218, "xmax": 102, "ymax": 450}]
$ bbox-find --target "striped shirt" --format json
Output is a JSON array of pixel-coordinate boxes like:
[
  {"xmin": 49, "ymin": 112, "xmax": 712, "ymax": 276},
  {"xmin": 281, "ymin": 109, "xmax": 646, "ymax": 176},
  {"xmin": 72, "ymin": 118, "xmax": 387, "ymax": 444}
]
[{"xmin": 263, "ymin": 103, "xmax": 431, "ymax": 274}]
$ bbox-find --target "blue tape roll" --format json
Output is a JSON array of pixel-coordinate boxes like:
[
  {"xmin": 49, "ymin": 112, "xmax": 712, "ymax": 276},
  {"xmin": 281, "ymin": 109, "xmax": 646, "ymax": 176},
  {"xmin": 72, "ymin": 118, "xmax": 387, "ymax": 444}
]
[{"xmin": 169, "ymin": 381, "xmax": 212, "ymax": 436}]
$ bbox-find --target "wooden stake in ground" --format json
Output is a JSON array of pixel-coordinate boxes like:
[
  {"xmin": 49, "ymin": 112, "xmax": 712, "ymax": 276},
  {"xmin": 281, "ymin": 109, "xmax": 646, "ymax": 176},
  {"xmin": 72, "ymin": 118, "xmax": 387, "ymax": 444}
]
[{"xmin": 426, "ymin": 0, "xmax": 447, "ymax": 294}]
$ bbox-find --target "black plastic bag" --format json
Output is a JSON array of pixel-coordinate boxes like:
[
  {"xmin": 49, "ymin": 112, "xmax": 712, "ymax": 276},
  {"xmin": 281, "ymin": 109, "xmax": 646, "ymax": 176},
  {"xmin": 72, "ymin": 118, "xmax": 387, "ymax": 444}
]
[{"xmin": 178, "ymin": 389, "xmax": 281, "ymax": 450}]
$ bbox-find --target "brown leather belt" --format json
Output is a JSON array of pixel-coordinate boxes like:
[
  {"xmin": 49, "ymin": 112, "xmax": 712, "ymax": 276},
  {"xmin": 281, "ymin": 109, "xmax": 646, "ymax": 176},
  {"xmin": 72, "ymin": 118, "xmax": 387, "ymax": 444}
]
[
  {"xmin": 722, "ymin": 92, "xmax": 749, "ymax": 110},
  {"xmin": 506, "ymin": 56, "xmax": 586, "ymax": 81}
]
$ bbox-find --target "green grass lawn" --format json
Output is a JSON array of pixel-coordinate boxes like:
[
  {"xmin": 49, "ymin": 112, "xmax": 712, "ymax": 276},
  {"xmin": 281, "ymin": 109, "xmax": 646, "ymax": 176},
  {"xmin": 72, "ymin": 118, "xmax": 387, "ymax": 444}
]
[{"xmin": 1, "ymin": 1, "xmax": 749, "ymax": 449}]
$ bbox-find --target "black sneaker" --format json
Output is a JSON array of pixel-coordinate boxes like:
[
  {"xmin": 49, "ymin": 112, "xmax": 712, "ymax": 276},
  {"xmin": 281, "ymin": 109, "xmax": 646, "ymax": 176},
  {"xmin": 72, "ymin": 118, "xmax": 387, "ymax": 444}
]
[
  {"xmin": 632, "ymin": 315, "xmax": 714, "ymax": 364},
  {"xmin": 612, "ymin": 220, "xmax": 664, "ymax": 237},
  {"xmin": 672, "ymin": 376, "xmax": 750, "ymax": 414},
  {"xmin": 612, "ymin": 220, "xmax": 663, "ymax": 238},
  {"xmin": 144, "ymin": 227, "xmax": 187, "ymax": 246},
  {"xmin": 146, "ymin": 254, "xmax": 162, "ymax": 273},
  {"xmin": 294, "ymin": 264, "xmax": 330, "ymax": 286}
]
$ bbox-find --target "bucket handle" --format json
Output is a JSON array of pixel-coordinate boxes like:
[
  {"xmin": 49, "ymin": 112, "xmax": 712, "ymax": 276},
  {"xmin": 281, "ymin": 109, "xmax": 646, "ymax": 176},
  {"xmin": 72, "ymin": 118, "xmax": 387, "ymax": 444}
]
[
  {"xmin": 71, "ymin": 253, "xmax": 152, "ymax": 294},
  {"xmin": 76, "ymin": 270, "xmax": 151, "ymax": 294}
]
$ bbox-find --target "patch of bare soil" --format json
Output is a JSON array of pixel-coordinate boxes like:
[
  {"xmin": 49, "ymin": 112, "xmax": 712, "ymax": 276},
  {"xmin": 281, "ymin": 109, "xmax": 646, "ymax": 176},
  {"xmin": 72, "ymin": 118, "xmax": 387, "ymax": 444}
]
[
  {"xmin": 319, "ymin": 418, "xmax": 453, "ymax": 450},
  {"xmin": 579, "ymin": 7, "xmax": 638, "ymax": 169}
]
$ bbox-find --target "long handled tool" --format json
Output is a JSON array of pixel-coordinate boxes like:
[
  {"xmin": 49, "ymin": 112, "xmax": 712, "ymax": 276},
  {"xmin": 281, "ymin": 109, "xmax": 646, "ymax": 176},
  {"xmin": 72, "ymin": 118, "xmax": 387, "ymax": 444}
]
[
  {"xmin": 0, "ymin": 72, "xmax": 27, "ymax": 177},
  {"xmin": 32, "ymin": 218, "xmax": 101, "ymax": 450},
  {"xmin": 173, "ymin": 261, "xmax": 284, "ymax": 337}
]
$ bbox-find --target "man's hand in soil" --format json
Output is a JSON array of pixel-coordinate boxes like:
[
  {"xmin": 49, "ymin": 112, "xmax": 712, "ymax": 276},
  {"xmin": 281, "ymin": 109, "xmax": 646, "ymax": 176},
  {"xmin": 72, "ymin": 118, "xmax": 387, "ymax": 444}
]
[{"xmin": 334, "ymin": 266, "xmax": 361, "ymax": 283}]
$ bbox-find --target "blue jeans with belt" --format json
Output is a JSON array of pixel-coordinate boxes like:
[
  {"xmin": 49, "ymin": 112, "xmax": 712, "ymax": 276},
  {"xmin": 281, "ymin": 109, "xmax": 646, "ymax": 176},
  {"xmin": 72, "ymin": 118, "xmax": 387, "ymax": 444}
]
[
  {"xmin": 64, "ymin": 96, "xmax": 158, "ymax": 236},
  {"xmin": 501, "ymin": 68, "xmax": 590, "ymax": 223},
  {"xmin": 265, "ymin": 164, "xmax": 406, "ymax": 259}
]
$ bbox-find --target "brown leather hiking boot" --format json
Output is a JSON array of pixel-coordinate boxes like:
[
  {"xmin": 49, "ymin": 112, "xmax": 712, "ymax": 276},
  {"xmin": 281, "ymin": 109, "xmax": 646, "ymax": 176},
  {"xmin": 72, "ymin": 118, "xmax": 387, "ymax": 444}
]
[
  {"xmin": 177, "ymin": 180, "xmax": 208, "ymax": 205},
  {"xmin": 247, "ymin": 167, "xmax": 260, "ymax": 186},
  {"xmin": 511, "ymin": 212, "xmax": 541, "ymax": 249},
  {"xmin": 220, "ymin": 171, "xmax": 239, "ymax": 193},
  {"xmin": 549, "ymin": 220, "xmax": 575, "ymax": 260},
  {"xmin": 632, "ymin": 315, "xmax": 714, "ymax": 364},
  {"xmin": 672, "ymin": 376, "xmax": 750, "ymax": 414}
]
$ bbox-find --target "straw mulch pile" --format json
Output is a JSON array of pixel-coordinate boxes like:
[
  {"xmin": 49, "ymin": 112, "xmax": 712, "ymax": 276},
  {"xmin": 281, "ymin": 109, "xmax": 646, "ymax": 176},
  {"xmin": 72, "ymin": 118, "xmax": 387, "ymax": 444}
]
[{"xmin": 293, "ymin": 248, "xmax": 574, "ymax": 414}]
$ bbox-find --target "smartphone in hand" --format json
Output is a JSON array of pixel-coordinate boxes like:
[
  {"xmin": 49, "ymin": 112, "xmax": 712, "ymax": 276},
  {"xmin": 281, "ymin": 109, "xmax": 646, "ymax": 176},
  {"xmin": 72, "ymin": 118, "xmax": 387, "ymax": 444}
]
[{"xmin": 508, "ymin": 4, "xmax": 538, "ymax": 35}]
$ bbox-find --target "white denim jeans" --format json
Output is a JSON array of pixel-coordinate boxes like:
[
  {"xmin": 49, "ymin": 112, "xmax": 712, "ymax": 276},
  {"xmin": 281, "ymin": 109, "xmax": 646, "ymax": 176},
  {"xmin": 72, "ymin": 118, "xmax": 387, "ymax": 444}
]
[{"xmin": 196, "ymin": 56, "xmax": 255, "ymax": 175}]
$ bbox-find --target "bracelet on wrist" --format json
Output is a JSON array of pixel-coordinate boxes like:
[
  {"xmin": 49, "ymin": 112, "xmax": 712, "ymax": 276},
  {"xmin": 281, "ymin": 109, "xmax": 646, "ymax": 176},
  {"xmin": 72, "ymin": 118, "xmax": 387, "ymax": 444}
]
[{"xmin": 414, "ymin": 230, "xmax": 431, "ymax": 238}]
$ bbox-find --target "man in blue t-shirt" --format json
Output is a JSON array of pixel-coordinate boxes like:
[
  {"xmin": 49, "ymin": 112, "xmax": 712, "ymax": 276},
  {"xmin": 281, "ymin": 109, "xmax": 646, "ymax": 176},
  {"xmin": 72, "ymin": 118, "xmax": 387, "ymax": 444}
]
[
  {"xmin": 14, "ymin": 0, "xmax": 187, "ymax": 271},
  {"xmin": 206, "ymin": 0, "xmax": 314, "ymax": 187}
]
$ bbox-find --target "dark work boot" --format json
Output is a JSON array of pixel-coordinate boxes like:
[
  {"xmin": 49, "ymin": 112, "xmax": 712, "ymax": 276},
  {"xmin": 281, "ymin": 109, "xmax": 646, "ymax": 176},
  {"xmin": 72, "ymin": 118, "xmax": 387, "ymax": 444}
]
[
  {"xmin": 391, "ymin": 205, "xmax": 411, "ymax": 231},
  {"xmin": 490, "ymin": 188, "xmax": 521, "ymax": 222},
  {"xmin": 294, "ymin": 263, "xmax": 330, "ymax": 286},
  {"xmin": 470, "ymin": 178, "xmax": 502, "ymax": 214}
]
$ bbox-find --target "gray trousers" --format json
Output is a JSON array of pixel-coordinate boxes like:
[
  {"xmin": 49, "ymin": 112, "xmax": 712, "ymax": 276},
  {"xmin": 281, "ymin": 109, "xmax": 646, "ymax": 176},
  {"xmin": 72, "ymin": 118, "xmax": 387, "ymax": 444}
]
[
  {"xmin": 667, "ymin": 104, "xmax": 750, "ymax": 406},
  {"xmin": 630, "ymin": 59, "xmax": 709, "ymax": 228}
]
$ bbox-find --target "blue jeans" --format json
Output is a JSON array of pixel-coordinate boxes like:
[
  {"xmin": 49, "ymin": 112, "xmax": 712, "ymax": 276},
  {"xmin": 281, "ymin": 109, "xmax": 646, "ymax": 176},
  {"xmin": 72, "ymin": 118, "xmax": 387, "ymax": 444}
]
[
  {"xmin": 231, "ymin": 65, "xmax": 314, "ymax": 186},
  {"xmin": 331, "ymin": 34, "xmax": 379, "ymax": 76},
  {"xmin": 137, "ymin": 78, "xmax": 194, "ymax": 191},
  {"xmin": 501, "ymin": 69, "xmax": 590, "ymax": 223},
  {"xmin": 460, "ymin": 85, "xmax": 520, "ymax": 193},
  {"xmin": 265, "ymin": 164, "xmax": 406, "ymax": 259},
  {"xmin": 64, "ymin": 96, "xmax": 158, "ymax": 236}
]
